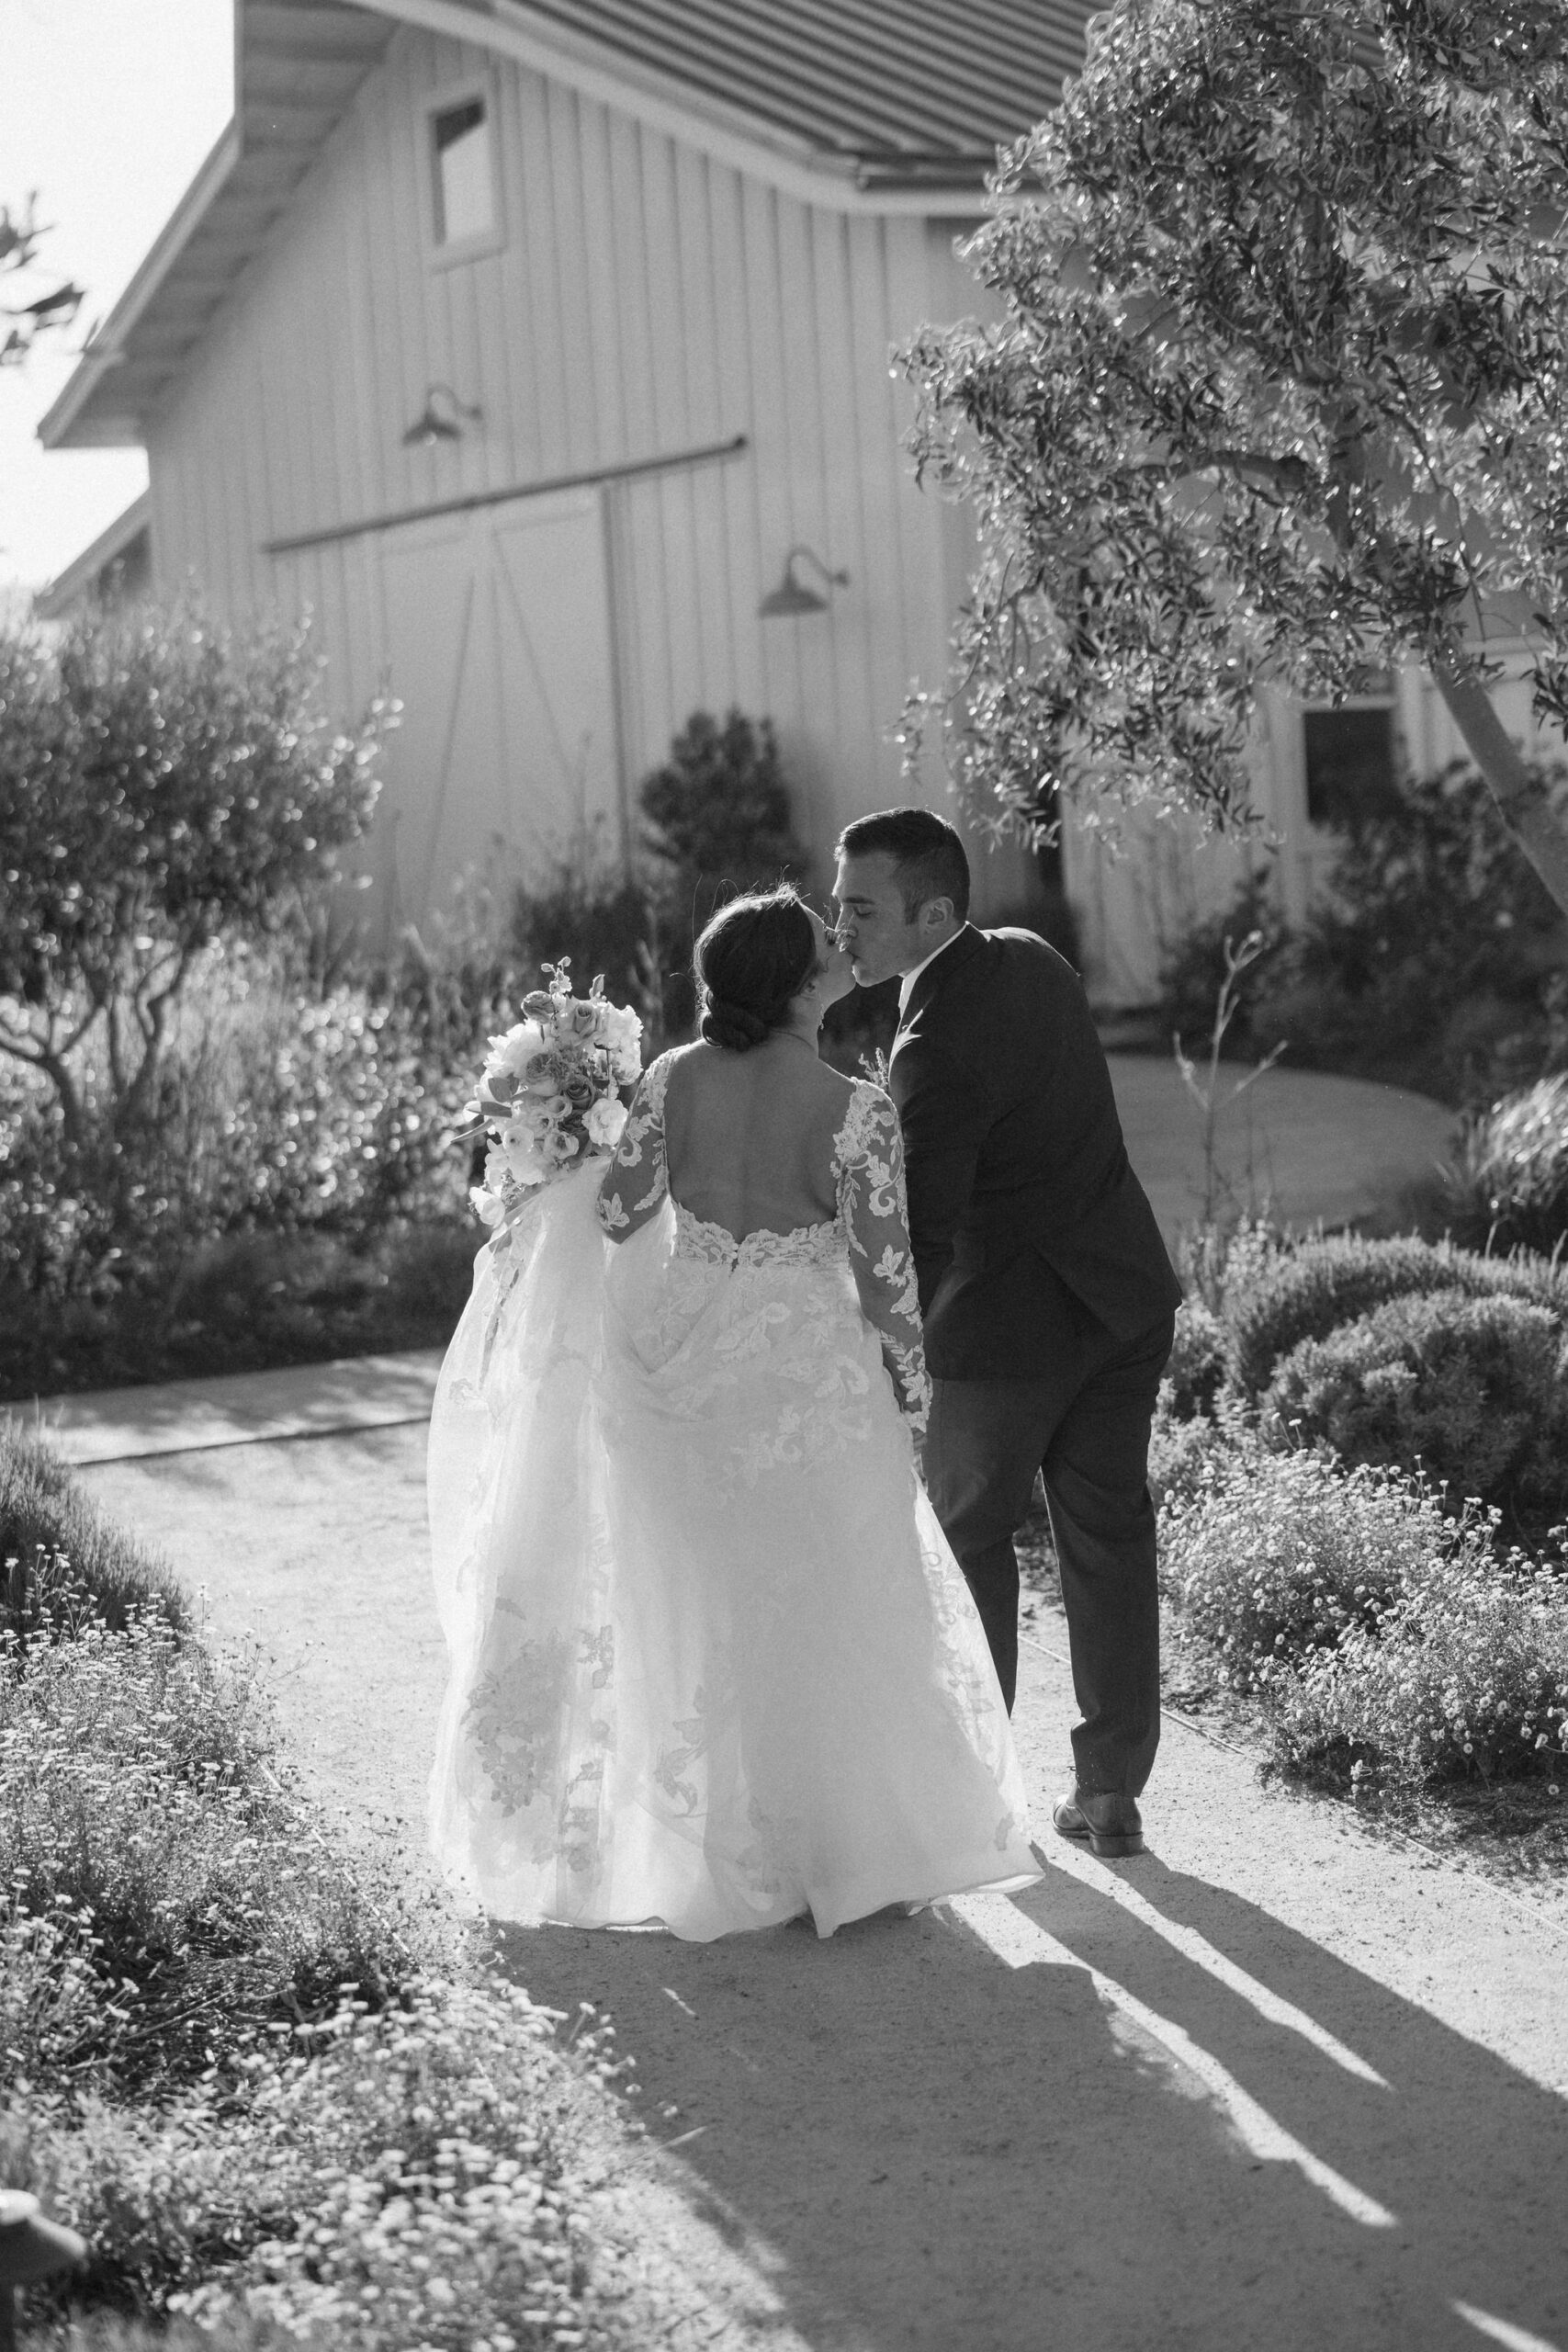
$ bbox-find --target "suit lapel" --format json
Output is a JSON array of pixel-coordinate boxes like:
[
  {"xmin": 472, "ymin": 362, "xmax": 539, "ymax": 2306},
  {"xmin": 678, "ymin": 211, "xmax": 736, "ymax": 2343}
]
[{"xmin": 892, "ymin": 924, "xmax": 984, "ymax": 1058}]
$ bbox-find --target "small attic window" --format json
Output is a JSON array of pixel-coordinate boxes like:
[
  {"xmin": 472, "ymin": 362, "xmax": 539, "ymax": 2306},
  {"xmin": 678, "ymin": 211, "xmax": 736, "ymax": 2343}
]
[{"xmin": 432, "ymin": 95, "xmax": 493, "ymax": 248}]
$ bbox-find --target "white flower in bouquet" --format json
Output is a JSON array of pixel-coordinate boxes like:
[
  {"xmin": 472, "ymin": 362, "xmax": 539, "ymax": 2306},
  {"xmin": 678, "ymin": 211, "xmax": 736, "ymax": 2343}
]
[
  {"xmin": 469, "ymin": 1141, "xmax": 513, "ymax": 1226},
  {"xmin": 585, "ymin": 1093, "xmax": 629, "ymax": 1150},
  {"xmin": 500, "ymin": 1121, "xmax": 549, "ymax": 1187},
  {"xmin": 597, "ymin": 1000, "xmax": 644, "ymax": 1082},
  {"xmin": 478, "ymin": 1019, "xmax": 547, "ymax": 1108}
]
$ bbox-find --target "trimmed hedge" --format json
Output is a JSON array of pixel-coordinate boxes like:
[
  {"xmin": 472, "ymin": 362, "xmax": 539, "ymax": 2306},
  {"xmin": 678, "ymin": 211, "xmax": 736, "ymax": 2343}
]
[
  {"xmin": 1262, "ymin": 1290, "xmax": 1568, "ymax": 1524},
  {"xmin": 1224, "ymin": 1231, "xmax": 1568, "ymax": 1400}
]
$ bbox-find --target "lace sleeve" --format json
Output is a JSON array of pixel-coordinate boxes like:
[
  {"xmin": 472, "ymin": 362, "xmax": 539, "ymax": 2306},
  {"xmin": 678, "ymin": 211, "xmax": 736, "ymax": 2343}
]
[
  {"xmin": 834, "ymin": 1081, "xmax": 931, "ymax": 1438},
  {"xmin": 597, "ymin": 1053, "xmax": 672, "ymax": 1242}
]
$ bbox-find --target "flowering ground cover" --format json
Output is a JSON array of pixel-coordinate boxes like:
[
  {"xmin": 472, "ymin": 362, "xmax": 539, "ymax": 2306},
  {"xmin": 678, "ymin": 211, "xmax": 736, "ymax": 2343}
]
[
  {"xmin": 1121, "ymin": 1224, "xmax": 1568, "ymax": 1875},
  {"xmin": 0, "ymin": 1424, "xmax": 669, "ymax": 2349}
]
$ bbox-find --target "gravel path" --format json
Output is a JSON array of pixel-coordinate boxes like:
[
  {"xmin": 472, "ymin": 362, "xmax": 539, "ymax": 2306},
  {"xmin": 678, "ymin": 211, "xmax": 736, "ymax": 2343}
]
[{"xmin": 79, "ymin": 1418, "xmax": 1568, "ymax": 2352}]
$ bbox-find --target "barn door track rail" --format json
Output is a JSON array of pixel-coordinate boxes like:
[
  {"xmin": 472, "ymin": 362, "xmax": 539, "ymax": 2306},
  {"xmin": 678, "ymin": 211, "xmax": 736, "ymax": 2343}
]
[{"xmin": 263, "ymin": 432, "xmax": 749, "ymax": 557}]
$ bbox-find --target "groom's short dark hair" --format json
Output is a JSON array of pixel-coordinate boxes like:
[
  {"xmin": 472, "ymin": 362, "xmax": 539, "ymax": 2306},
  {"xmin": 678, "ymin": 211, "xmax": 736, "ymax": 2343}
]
[{"xmin": 837, "ymin": 808, "xmax": 971, "ymax": 922}]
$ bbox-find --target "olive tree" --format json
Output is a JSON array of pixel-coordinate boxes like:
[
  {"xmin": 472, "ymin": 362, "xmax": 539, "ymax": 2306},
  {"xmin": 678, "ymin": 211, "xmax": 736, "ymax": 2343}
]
[
  {"xmin": 0, "ymin": 604, "xmax": 388, "ymax": 1145},
  {"xmin": 1, "ymin": 195, "xmax": 82, "ymax": 366},
  {"xmin": 904, "ymin": 0, "xmax": 1568, "ymax": 910}
]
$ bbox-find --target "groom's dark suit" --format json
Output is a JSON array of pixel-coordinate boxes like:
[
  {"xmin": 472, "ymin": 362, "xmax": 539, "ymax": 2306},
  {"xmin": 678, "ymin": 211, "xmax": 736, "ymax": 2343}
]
[{"xmin": 890, "ymin": 924, "xmax": 1181, "ymax": 1794}]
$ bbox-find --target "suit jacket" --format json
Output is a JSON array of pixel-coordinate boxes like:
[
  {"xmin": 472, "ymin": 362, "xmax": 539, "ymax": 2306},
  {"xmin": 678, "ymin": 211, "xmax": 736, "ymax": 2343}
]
[{"xmin": 889, "ymin": 925, "xmax": 1181, "ymax": 1379}]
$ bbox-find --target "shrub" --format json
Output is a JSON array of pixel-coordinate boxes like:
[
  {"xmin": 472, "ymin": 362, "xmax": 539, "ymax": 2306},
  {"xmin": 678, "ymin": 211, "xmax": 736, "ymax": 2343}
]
[
  {"xmin": 1262, "ymin": 1290, "xmax": 1568, "ymax": 1523},
  {"xmin": 1, "ymin": 1423, "xmax": 185, "ymax": 1636},
  {"xmin": 4, "ymin": 2083, "xmax": 289, "ymax": 2313},
  {"xmin": 0, "ymin": 602, "xmax": 386, "ymax": 1167},
  {"xmin": 0, "ymin": 1444, "xmax": 652, "ymax": 2348},
  {"xmin": 1154, "ymin": 765, "xmax": 1568, "ymax": 1107},
  {"xmin": 1274, "ymin": 1550, "xmax": 1568, "ymax": 1792},
  {"xmin": 1256, "ymin": 763, "xmax": 1568, "ymax": 1103},
  {"xmin": 639, "ymin": 707, "xmax": 808, "ymax": 1029},
  {"xmin": 0, "ymin": 946, "xmax": 476, "ymax": 1310},
  {"xmin": 1156, "ymin": 873, "xmax": 1290, "ymax": 1058},
  {"xmin": 1148, "ymin": 1396, "xmax": 1242, "ymax": 1510},
  {"xmin": 166, "ymin": 1981, "xmax": 635, "ymax": 2350},
  {"xmin": 510, "ymin": 842, "xmax": 657, "ymax": 1034},
  {"xmin": 1159, "ymin": 1440, "xmax": 1440, "ymax": 1687},
  {"xmin": 1159, "ymin": 1298, "xmax": 1228, "ymax": 1422},
  {"xmin": 1, "ymin": 1600, "xmax": 433, "ymax": 2095},
  {"xmin": 7, "ymin": 1980, "xmax": 639, "ymax": 2341},
  {"xmin": 1439, "ymin": 1073, "xmax": 1568, "ymax": 1258},
  {"xmin": 1223, "ymin": 1230, "xmax": 1568, "ymax": 1400}
]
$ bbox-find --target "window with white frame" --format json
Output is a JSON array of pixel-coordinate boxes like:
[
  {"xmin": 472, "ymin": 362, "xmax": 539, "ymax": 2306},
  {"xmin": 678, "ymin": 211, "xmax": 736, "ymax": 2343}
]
[{"xmin": 430, "ymin": 92, "xmax": 495, "ymax": 251}]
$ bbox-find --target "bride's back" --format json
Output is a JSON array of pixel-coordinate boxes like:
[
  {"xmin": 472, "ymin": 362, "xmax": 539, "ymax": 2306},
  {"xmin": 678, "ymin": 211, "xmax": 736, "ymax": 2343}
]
[{"xmin": 662, "ymin": 1040, "xmax": 852, "ymax": 1240}]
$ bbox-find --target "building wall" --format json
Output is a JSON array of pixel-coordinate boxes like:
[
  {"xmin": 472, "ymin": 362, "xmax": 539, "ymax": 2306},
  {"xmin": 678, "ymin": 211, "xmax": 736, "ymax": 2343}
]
[{"xmin": 144, "ymin": 23, "xmax": 1042, "ymax": 924}]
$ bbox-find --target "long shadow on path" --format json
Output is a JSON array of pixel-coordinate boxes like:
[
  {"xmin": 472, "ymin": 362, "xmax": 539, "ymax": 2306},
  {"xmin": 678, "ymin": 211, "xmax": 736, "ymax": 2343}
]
[{"xmin": 500, "ymin": 1858, "xmax": 1567, "ymax": 2352}]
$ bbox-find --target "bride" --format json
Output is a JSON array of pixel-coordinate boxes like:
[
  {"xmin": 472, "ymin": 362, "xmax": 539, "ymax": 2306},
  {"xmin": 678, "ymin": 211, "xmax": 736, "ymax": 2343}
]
[{"xmin": 428, "ymin": 887, "xmax": 1040, "ymax": 1939}]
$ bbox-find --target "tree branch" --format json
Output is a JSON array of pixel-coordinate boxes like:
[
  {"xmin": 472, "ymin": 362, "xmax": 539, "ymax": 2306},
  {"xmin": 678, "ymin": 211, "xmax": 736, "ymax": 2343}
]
[{"xmin": 1432, "ymin": 652, "xmax": 1568, "ymax": 919}]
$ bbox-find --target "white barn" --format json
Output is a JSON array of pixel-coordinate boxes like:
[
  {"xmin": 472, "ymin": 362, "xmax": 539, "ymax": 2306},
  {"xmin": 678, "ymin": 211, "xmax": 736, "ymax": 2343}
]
[{"xmin": 39, "ymin": 0, "xmax": 1540, "ymax": 1003}]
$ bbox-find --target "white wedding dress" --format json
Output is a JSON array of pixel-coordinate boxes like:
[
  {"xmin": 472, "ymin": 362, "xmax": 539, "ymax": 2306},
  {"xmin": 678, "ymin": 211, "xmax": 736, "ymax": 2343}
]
[{"xmin": 428, "ymin": 1055, "xmax": 1040, "ymax": 1940}]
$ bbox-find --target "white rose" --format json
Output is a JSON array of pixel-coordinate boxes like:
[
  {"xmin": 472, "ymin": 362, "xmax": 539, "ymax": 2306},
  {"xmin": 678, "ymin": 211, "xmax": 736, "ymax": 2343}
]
[
  {"xmin": 585, "ymin": 1095, "xmax": 629, "ymax": 1149},
  {"xmin": 501, "ymin": 1122, "xmax": 547, "ymax": 1186}
]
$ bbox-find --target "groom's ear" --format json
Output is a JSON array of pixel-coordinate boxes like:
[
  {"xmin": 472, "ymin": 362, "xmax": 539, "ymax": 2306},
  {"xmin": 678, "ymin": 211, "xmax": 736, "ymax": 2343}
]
[{"xmin": 919, "ymin": 896, "xmax": 954, "ymax": 933}]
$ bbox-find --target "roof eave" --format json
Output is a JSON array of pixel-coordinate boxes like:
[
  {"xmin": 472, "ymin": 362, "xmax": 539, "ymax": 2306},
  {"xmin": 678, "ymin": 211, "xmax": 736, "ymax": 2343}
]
[
  {"xmin": 38, "ymin": 120, "xmax": 243, "ymax": 451},
  {"xmin": 34, "ymin": 490, "xmax": 152, "ymax": 619}
]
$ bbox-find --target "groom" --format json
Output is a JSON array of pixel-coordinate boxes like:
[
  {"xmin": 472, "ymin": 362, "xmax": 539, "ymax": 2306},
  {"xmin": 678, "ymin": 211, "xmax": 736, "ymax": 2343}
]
[{"xmin": 833, "ymin": 808, "xmax": 1181, "ymax": 1858}]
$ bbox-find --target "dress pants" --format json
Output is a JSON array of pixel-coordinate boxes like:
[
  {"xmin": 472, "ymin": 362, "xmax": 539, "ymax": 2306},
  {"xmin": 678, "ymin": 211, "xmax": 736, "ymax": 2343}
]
[{"xmin": 922, "ymin": 1302, "xmax": 1176, "ymax": 1798}]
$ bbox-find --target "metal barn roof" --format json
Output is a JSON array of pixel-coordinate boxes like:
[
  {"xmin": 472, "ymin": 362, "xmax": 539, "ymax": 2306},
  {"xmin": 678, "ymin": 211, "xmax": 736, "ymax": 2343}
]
[
  {"xmin": 491, "ymin": 0, "xmax": 1097, "ymax": 180},
  {"xmin": 41, "ymin": 0, "xmax": 1097, "ymax": 451}
]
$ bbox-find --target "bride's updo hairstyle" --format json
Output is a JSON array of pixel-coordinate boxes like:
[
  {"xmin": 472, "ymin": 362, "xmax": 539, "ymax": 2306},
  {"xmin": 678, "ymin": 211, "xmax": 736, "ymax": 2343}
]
[{"xmin": 694, "ymin": 887, "xmax": 817, "ymax": 1051}]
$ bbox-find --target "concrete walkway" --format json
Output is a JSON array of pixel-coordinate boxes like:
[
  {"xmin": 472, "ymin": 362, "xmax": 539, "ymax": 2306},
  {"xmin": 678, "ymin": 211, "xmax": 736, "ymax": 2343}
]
[
  {"xmin": 69, "ymin": 1416, "xmax": 1568, "ymax": 2352},
  {"xmin": 1108, "ymin": 1052, "xmax": 1456, "ymax": 1239}
]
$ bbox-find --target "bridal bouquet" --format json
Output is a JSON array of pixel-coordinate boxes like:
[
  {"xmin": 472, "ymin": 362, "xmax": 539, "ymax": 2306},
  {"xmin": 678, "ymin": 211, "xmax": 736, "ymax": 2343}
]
[{"xmin": 465, "ymin": 959, "xmax": 643, "ymax": 1239}]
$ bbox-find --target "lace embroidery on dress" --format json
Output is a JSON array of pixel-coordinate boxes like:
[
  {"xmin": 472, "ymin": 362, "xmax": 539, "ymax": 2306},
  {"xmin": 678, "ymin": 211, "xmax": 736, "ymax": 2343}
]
[
  {"xmin": 597, "ymin": 1051, "xmax": 674, "ymax": 1234},
  {"xmin": 834, "ymin": 1081, "xmax": 931, "ymax": 1434},
  {"xmin": 672, "ymin": 1204, "xmax": 842, "ymax": 1272}
]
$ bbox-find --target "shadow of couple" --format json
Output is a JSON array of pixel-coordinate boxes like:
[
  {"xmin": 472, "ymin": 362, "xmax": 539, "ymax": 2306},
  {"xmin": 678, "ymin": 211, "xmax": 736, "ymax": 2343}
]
[{"xmin": 496, "ymin": 1850, "xmax": 1566, "ymax": 2352}]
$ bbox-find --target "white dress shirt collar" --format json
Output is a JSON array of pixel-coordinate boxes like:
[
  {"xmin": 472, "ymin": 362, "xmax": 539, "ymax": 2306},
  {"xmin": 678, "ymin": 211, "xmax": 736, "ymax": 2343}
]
[{"xmin": 897, "ymin": 925, "xmax": 967, "ymax": 1016}]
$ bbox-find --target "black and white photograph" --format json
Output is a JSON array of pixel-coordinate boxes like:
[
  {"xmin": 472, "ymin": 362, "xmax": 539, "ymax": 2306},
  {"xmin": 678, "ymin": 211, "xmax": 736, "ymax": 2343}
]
[{"xmin": 3, "ymin": 3, "xmax": 1567, "ymax": 2346}]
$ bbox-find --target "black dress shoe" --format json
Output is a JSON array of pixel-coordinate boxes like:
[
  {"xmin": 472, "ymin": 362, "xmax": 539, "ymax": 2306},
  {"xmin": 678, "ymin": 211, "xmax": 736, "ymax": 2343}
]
[{"xmin": 1053, "ymin": 1790, "xmax": 1145, "ymax": 1858}]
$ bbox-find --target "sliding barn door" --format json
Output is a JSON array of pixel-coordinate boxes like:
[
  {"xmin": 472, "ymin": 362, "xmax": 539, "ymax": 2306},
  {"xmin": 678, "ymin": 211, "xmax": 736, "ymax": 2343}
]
[{"xmin": 375, "ymin": 486, "xmax": 622, "ymax": 927}]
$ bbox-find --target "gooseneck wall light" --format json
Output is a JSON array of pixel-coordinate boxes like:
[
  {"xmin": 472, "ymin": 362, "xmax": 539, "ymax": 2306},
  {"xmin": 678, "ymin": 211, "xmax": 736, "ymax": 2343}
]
[
  {"xmin": 401, "ymin": 382, "xmax": 483, "ymax": 447},
  {"xmin": 758, "ymin": 544, "xmax": 850, "ymax": 617}
]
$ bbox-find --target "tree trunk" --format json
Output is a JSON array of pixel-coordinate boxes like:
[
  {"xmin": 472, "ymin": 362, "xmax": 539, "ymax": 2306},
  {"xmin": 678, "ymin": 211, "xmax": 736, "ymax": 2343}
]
[{"xmin": 1431, "ymin": 659, "xmax": 1568, "ymax": 920}]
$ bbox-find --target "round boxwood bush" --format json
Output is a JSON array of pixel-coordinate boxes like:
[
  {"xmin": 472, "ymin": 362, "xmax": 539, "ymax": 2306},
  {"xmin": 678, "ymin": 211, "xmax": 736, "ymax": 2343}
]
[
  {"xmin": 1224, "ymin": 1230, "xmax": 1568, "ymax": 1400},
  {"xmin": 1262, "ymin": 1288, "xmax": 1568, "ymax": 1523}
]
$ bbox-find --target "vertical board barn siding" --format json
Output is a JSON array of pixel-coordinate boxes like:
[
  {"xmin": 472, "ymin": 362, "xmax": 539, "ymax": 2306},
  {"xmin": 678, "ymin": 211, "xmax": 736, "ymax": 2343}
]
[{"xmin": 141, "ymin": 28, "xmax": 977, "ymax": 899}]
